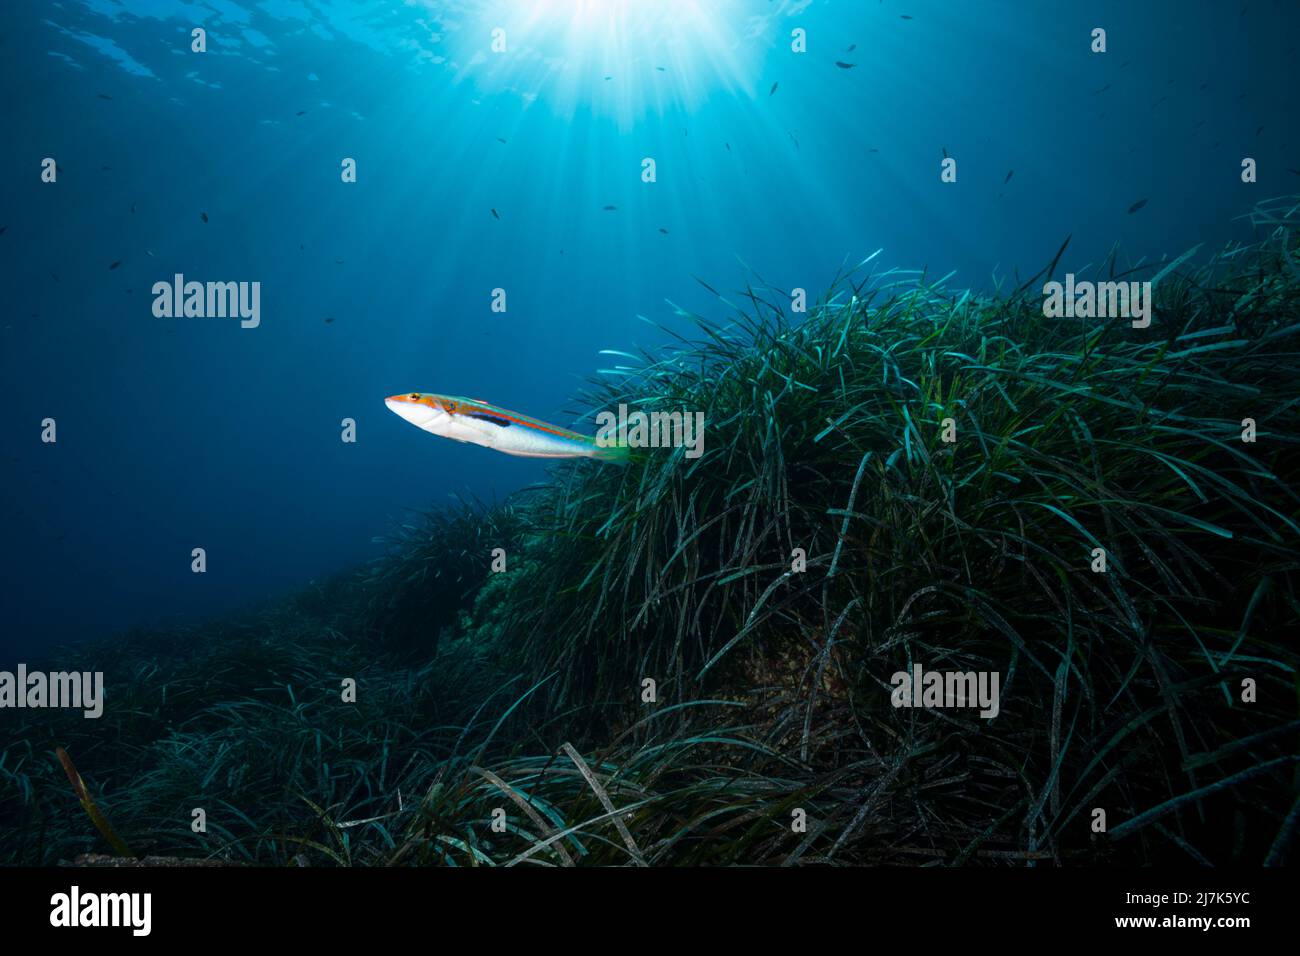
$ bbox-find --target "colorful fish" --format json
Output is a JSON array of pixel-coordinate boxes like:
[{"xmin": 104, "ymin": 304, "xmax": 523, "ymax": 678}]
[{"xmin": 386, "ymin": 393, "xmax": 629, "ymax": 463}]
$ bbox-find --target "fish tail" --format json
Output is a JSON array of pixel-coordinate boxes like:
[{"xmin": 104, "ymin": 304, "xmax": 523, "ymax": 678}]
[{"xmin": 592, "ymin": 442, "xmax": 633, "ymax": 466}]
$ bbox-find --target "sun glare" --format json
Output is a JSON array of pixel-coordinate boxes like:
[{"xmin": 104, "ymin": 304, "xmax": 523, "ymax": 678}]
[{"xmin": 460, "ymin": 0, "xmax": 748, "ymax": 123}]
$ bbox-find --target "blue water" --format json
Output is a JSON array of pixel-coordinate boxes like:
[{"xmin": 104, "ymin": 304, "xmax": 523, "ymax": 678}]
[{"xmin": 2, "ymin": 0, "xmax": 1297, "ymax": 662}]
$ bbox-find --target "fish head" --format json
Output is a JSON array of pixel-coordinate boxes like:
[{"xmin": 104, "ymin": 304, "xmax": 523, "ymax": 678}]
[{"xmin": 385, "ymin": 392, "xmax": 461, "ymax": 434}]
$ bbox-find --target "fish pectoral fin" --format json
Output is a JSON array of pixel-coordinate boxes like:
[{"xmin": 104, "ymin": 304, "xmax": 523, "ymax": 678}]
[{"xmin": 456, "ymin": 416, "xmax": 505, "ymax": 443}]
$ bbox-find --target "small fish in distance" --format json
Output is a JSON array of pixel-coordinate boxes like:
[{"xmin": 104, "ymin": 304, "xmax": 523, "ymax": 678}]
[
  {"xmin": 835, "ymin": 61, "xmax": 856, "ymax": 69},
  {"xmin": 1128, "ymin": 198, "xmax": 1148, "ymax": 214},
  {"xmin": 769, "ymin": 82, "xmax": 778, "ymax": 95},
  {"xmin": 491, "ymin": 208, "xmax": 500, "ymax": 219}
]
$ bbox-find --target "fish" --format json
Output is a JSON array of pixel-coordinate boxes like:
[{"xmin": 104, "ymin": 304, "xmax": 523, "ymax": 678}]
[
  {"xmin": 769, "ymin": 82, "xmax": 778, "ymax": 95},
  {"xmin": 835, "ymin": 61, "xmax": 856, "ymax": 69},
  {"xmin": 97, "ymin": 93, "xmax": 112, "ymax": 100},
  {"xmin": 1004, "ymin": 169, "xmax": 1014, "ymax": 184},
  {"xmin": 1128, "ymin": 198, "xmax": 1148, "ymax": 214},
  {"xmin": 496, "ymin": 137, "xmax": 507, "ymax": 143},
  {"xmin": 0, "ymin": 226, "xmax": 6, "ymax": 235},
  {"xmin": 386, "ymin": 393, "xmax": 630, "ymax": 463},
  {"xmin": 491, "ymin": 208, "xmax": 500, "ymax": 219},
  {"xmin": 200, "ymin": 212, "xmax": 208, "ymax": 223},
  {"xmin": 602, "ymin": 204, "xmax": 617, "ymax": 211},
  {"xmin": 659, "ymin": 227, "xmax": 669, "ymax": 234},
  {"xmin": 109, "ymin": 260, "xmax": 122, "ymax": 270}
]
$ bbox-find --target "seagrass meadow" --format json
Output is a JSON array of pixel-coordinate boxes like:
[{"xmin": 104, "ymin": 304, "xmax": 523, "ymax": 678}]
[{"xmin": 3, "ymin": 198, "xmax": 1299, "ymax": 867}]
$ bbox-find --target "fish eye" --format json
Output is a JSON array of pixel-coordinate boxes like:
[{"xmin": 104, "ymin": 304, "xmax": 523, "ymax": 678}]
[{"xmin": 409, "ymin": 393, "xmax": 419, "ymax": 400}]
